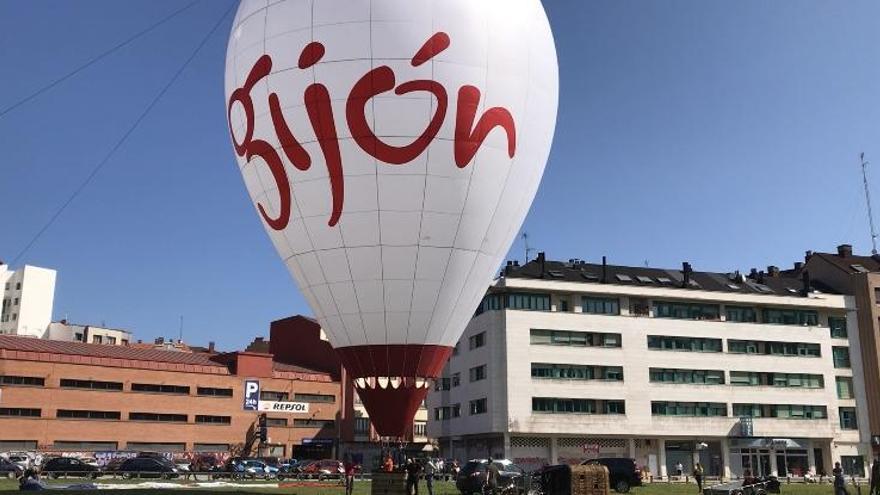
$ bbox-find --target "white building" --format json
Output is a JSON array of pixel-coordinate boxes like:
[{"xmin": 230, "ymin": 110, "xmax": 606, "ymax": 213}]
[
  {"xmin": 0, "ymin": 262, "xmax": 56, "ymax": 338},
  {"xmin": 427, "ymin": 254, "xmax": 871, "ymax": 481},
  {"xmin": 45, "ymin": 321, "xmax": 132, "ymax": 346}
]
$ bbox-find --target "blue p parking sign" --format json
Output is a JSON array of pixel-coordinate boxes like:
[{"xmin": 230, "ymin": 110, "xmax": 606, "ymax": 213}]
[{"xmin": 243, "ymin": 380, "xmax": 260, "ymax": 410}]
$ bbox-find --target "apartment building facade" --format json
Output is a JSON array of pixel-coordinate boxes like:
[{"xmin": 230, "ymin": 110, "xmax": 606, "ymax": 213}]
[
  {"xmin": 427, "ymin": 254, "xmax": 871, "ymax": 480},
  {"xmin": 0, "ymin": 262, "xmax": 56, "ymax": 337}
]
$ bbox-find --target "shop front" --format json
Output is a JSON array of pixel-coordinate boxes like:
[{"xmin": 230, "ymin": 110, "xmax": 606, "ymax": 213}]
[{"xmin": 729, "ymin": 438, "xmax": 815, "ymax": 477}]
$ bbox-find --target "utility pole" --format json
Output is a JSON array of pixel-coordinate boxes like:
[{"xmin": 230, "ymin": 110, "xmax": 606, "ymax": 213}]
[{"xmin": 861, "ymin": 153, "xmax": 878, "ymax": 255}]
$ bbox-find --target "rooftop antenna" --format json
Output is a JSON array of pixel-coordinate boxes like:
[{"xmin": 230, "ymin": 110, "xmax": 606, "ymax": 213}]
[
  {"xmin": 861, "ymin": 153, "xmax": 878, "ymax": 255},
  {"xmin": 179, "ymin": 315, "xmax": 184, "ymax": 342},
  {"xmin": 522, "ymin": 232, "xmax": 535, "ymax": 264}
]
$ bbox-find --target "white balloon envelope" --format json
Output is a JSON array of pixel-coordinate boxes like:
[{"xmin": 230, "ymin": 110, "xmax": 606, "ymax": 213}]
[{"xmin": 225, "ymin": 0, "xmax": 558, "ymax": 436}]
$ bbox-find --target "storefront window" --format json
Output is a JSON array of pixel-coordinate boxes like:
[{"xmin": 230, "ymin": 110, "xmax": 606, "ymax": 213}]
[{"xmin": 841, "ymin": 456, "xmax": 865, "ymax": 477}]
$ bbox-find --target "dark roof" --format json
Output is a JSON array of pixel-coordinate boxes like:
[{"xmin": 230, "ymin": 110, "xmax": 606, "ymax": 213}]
[
  {"xmin": 0, "ymin": 335, "xmax": 226, "ymax": 367},
  {"xmin": 504, "ymin": 258, "xmax": 836, "ymax": 297},
  {"xmin": 809, "ymin": 252, "xmax": 880, "ymax": 274}
]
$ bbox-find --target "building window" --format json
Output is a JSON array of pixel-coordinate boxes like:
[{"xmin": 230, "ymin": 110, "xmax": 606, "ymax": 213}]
[
  {"xmin": 508, "ymin": 293, "xmax": 551, "ymax": 311},
  {"xmin": 106, "ymin": 336, "xmax": 116, "ymax": 345},
  {"xmin": 74, "ymin": 333, "xmax": 83, "ymax": 341},
  {"xmin": 469, "ymin": 365, "xmax": 487, "ymax": 382},
  {"xmin": 726, "ymin": 306, "xmax": 757, "ymax": 323},
  {"xmin": 15, "ymin": 283, "xmax": 21, "ymax": 290},
  {"xmin": 833, "ymin": 347, "xmax": 851, "ymax": 368},
  {"xmin": 92, "ymin": 335, "xmax": 102, "ymax": 344},
  {"xmin": 581, "ymin": 297, "xmax": 619, "ymax": 315},
  {"xmin": 839, "ymin": 408, "xmax": 859, "ymax": 430},
  {"xmin": 0, "ymin": 375, "xmax": 45, "ymax": 387},
  {"xmin": 434, "ymin": 407, "xmax": 457, "ymax": 421},
  {"xmin": 469, "ymin": 398, "xmax": 487, "ymax": 415},
  {"xmin": 452, "ymin": 373, "xmax": 461, "ymax": 387},
  {"xmin": 761, "ymin": 308, "xmax": 818, "ymax": 326},
  {"xmin": 131, "ymin": 383, "xmax": 190, "ymax": 394},
  {"xmin": 260, "ymin": 390, "xmax": 289, "ymax": 401},
  {"xmin": 829, "ymin": 317, "xmax": 848, "ymax": 339},
  {"xmin": 434, "ymin": 377, "xmax": 451, "ymax": 391},
  {"xmin": 729, "ymin": 372, "xmax": 823, "ymax": 388},
  {"xmin": 58, "ymin": 409, "xmax": 121, "ymax": 420},
  {"xmin": 732, "ymin": 404, "xmax": 827, "ymax": 419},
  {"xmin": 292, "ymin": 419, "xmax": 334, "ymax": 428},
  {"xmin": 294, "ymin": 393, "xmax": 335, "ymax": 403},
  {"xmin": 266, "ymin": 417, "xmax": 288, "ymax": 427},
  {"xmin": 0, "ymin": 408, "xmax": 41, "ymax": 417},
  {"xmin": 531, "ymin": 329, "xmax": 621, "ymax": 348},
  {"xmin": 11, "ymin": 313, "xmax": 16, "ymax": 321},
  {"xmin": 13, "ymin": 298, "xmax": 18, "ymax": 306},
  {"xmin": 121, "ymin": 339, "xmax": 128, "ymax": 346},
  {"xmin": 126, "ymin": 442, "xmax": 185, "ymax": 453},
  {"xmin": 727, "ymin": 339, "xmax": 821, "ymax": 357},
  {"xmin": 647, "ymin": 336, "xmax": 722, "ymax": 352},
  {"xmin": 129, "ymin": 412, "xmax": 187, "ymax": 422},
  {"xmin": 651, "ymin": 401, "xmax": 727, "ymax": 417},
  {"xmin": 841, "ymin": 456, "xmax": 865, "ymax": 477},
  {"xmin": 195, "ymin": 415, "xmax": 231, "ymax": 425},
  {"xmin": 836, "ymin": 377, "xmax": 854, "ymax": 399},
  {"xmin": 652, "ymin": 301, "xmax": 720, "ymax": 321},
  {"xmin": 532, "ymin": 398, "xmax": 625, "ymax": 415},
  {"xmin": 197, "ymin": 387, "xmax": 233, "ymax": 397},
  {"xmin": 60, "ymin": 379, "xmax": 123, "ymax": 391},
  {"xmin": 469, "ymin": 332, "xmax": 486, "ymax": 350},
  {"xmin": 53, "ymin": 441, "xmax": 117, "ymax": 451},
  {"xmin": 533, "ymin": 363, "xmax": 623, "ymax": 381},
  {"xmin": 649, "ymin": 368, "xmax": 724, "ymax": 385},
  {"xmin": 413, "ymin": 422, "xmax": 426, "ymax": 437},
  {"xmin": 354, "ymin": 417, "xmax": 369, "ymax": 433}
]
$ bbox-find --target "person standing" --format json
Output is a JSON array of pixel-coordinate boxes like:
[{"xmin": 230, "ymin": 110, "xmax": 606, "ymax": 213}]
[
  {"xmin": 383, "ymin": 454, "xmax": 395, "ymax": 473},
  {"xmin": 693, "ymin": 463, "xmax": 704, "ymax": 493},
  {"xmin": 424, "ymin": 458, "xmax": 437, "ymax": 495},
  {"xmin": 871, "ymin": 456, "xmax": 880, "ymax": 495},
  {"xmin": 486, "ymin": 460, "xmax": 501, "ymax": 495},
  {"xmin": 833, "ymin": 461, "xmax": 848, "ymax": 495},
  {"xmin": 676, "ymin": 462, "xmax": 684, "ymax": 477},
  {"xmin": 405, "ymin": 458, "xmax": 422, "ymax": 495},
  {"xmin": 343, "ymin": 455, "xmax": 356, "ymax": 495}
]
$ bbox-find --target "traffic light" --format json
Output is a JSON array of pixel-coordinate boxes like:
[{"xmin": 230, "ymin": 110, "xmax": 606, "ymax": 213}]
[{"xmin": 258, "ymin": 413, "xmax": 268, "ymax": 443}]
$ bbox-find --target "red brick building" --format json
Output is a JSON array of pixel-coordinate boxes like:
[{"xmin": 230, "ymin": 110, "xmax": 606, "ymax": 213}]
[{"xmin": 0, "ymin": 333, "xmax": 340, "ymax": 459}]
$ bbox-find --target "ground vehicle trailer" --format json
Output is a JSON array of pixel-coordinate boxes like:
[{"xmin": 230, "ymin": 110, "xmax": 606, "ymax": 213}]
[
  {"xmin": 41, "ymin": 457, "xmax": 101, "ymax": 479},
  {"xmin": 0, "ymin": 458, "xmax": 23, "ymax": 479},
  {"xmin": 456, "ymin": 459, "xmax": 526, "ymax": 495},
  {"xmin": 580, "ymin": 458, "xmax": 642, "ymax": 493},
  {"xmin": 298, "ymin": 459, "xmax": 344, "ymax": 480},
  {"xmin": 704, "ymin": 477, "xmax": 781, "ymax": 495},
  {"xmin": 118, "ymin": 457, "xmax": 179, "ymax": 479}
]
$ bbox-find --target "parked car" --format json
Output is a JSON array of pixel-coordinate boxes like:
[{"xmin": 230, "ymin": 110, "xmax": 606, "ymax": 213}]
[
  {"xmin": 7, "ymin": 454, "xmax": 31, "ymax": 470},
  {"xmin": 118, "ymin": 457, "xmax": 179, "ymax": 479},
  {"xmin": 241, "ymin": 459, "xmax": 279, "ymax": 479},
  {"xmin": 0, "ymin": 458, "xmax": 23, "ymax": 479},
  {"xmin": 297, "ymin": 459, "xmax": 344, "ymax": 480},
  {"xmin": 580, "ymin": 458, "xmax": 642, "ymax": 493},
  {"xmin": 41, "ymin": 457, "xmax": 101, "ymax": 479},
  {"xmin": 456, "ymin": 459, "xmax": 525, "ymax": 495}
]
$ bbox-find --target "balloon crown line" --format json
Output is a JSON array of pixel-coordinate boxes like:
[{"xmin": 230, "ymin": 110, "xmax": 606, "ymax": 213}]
[
  {"xmin": 353, "ymin": 376, "xmax": 432, "ymax": 390},
  {"xmin": 228, "ymin": 31, "xmax": 517, "ymax": 230}
]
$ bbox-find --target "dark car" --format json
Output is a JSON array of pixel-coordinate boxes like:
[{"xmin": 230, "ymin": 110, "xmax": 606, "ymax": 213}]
[
  {"xmin": 118, "ymin": 457, "xmax": 179, "ymax": 479},
  {"xmin": 0, "ymin": 458, "xmax": 23, "ymax": 479},
  {"xmin": 41, "ymin": 457, "xmax": 101, "ymax": 479},
  {"xmin": 456, "ymin": 459, "xmax": 525, "ymax": 495},
  {"xmin": 580, "ymin": 458, "xmax": 642, "ymax": 493}
]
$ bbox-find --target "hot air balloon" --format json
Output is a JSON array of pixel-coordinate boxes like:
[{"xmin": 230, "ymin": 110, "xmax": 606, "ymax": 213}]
[{"xmin": 225, "ymin": 0, "xmax": 558, "ymax": 437}]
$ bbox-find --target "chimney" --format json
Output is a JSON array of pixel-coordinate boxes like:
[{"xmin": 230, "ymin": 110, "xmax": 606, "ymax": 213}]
[
  {"xmin": 682, "ymin": 262, "xmax": 692, "ymax": 288},
  {"xmin": 504, "ymin": 260, "xmax": 514, "ymax": 276},
  {"xmin": 208, "ymin": 341, "xmax": 215, "ymax": 353},
  {"xmin": 537, "ymin": 252, "xmax": 546, "ymax": 277},
  {"xmin": 767, "ymin": 266, "xmax": 780, "ymax": 277},
  {"xmin": 837, "ymin": 244, "xmax": 853, "ymax": 258},
  {"xmin": 801, "ymin": 270, "xmax": 811, "ymax": 296},
  {"xmin": 513, "ymin": 260, "xmax": 519, "ymax": 267},
  {"xmin": 805, "ymin": 250, "xmax": 813, "ymax": 262},
  {"xmin": 155, "ymin": 337, "xmax": 164, "ymax": 345},
  {"xmin": 601, "ymin": 256, "xmax": 608, "ymax": 284},
  {"xmin": 749, "ymin": 268, "xmax": 758, "ymax": 279},
  {"xmin": 794, "ymin": 261, "xmax": 804, "ymax": 271}
]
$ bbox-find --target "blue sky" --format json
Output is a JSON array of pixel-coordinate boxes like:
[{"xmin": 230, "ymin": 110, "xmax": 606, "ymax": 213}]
[{"xmin": 1, "ymin": 0, "xmax": 878, "ymax": 350}]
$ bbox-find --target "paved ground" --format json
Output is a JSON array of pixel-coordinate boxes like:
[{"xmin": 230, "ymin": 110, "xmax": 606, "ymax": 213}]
[{"xmin": 0, "ymin": 478, "xmax": 858, "ymax": 494}]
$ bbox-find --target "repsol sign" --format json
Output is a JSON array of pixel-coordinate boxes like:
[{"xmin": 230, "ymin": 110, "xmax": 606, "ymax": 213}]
[{"xmin": 258, "ymin": 401, "xmax": 310, "ymax": 414}]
